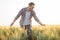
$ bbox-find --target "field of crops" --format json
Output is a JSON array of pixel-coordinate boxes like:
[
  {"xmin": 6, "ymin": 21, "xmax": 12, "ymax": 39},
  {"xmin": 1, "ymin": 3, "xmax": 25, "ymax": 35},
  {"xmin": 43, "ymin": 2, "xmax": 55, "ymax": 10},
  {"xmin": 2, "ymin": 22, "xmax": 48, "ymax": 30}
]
[{"xmin": 0, "ymin": 25, "xmax": 60, "ymax": 40}]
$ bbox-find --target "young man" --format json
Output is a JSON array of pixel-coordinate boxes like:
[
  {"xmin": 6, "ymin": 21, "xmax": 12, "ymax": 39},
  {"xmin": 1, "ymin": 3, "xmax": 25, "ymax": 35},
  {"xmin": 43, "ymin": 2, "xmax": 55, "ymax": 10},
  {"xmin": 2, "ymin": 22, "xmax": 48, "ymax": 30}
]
[{"xmin": 10, "ymin": 2, "xmax": 45, "ymax": 40}]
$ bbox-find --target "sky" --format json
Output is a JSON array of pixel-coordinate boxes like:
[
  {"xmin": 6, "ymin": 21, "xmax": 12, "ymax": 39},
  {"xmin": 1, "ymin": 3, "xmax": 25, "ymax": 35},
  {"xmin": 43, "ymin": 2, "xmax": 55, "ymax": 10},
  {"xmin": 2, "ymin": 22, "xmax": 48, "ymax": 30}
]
[{"xmin": 0, "ymin": 0, "xmax": 60, "ymax": 26}]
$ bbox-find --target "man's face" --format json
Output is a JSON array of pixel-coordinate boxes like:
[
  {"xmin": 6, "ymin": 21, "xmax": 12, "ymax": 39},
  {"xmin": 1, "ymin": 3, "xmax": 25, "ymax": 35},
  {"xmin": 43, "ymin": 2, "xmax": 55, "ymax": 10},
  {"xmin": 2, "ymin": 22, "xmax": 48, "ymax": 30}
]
[{"xmin": 28, "ymin": 5, "xmax": 34, "ymax": 11}]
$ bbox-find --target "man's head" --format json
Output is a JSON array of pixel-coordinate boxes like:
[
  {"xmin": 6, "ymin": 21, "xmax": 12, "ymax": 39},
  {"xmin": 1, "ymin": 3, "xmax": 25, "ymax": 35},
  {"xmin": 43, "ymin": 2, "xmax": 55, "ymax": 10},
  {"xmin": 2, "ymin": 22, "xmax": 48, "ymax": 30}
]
[{"xmin": 28, "ymin": 2, "xmax": 35, "ymax": 11}]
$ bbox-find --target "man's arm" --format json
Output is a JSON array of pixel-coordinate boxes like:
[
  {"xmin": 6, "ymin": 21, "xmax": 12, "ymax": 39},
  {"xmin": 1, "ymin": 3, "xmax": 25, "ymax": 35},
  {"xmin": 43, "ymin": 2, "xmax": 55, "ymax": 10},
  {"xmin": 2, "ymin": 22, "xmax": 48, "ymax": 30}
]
[
  {"xmin": 32, "ymin": 11, "xmax": 45, "ymax": 26},
  {"xmin": 10, "ymin": 8, "xmax": 24, "ymax": 26}
]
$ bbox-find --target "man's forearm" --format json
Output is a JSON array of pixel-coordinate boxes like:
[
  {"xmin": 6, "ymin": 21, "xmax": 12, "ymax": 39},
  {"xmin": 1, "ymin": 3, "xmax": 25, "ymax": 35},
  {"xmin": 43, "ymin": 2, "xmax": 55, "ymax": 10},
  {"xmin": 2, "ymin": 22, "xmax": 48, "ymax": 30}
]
[
  {"xmin": 34, "ymin": 17, "xmax": 44, "ymax": 25},
  {"xmin": 32, "ymin": 11, "xmax": 45, "ymax": 26},
  {"xmin": 12, "ymin": 18, "xmax": 17, "ymax": 24},
  {"xmin": 10, "ymin": 18, "xmax": 16, "ymax": 26},
  {"xmin": 13, "ymin": 18, "xmax": 16, "ymax": 22},
  {"xmin": 37, "ymin": 19, "xmax": 43, "ymax": 25}
]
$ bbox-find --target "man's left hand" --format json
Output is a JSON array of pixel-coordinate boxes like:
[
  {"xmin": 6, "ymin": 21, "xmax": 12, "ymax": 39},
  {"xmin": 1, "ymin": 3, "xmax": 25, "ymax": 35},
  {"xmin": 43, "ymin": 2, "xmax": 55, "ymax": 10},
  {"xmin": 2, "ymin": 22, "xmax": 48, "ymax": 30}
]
[{"xmin": 41, "ymin": 24, "xmax": 45, "ymax": 26}]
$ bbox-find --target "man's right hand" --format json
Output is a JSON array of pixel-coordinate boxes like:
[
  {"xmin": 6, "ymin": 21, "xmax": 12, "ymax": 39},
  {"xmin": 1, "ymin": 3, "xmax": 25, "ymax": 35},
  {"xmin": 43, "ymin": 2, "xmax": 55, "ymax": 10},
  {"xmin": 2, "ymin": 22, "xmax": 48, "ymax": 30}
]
[
  {"xmin": 10, "ymin": 22, "xmax": 14, "ymax": 27},
  {"xmin": 10, "ymin": 19, "xmax": 16, "ymax": 27}
]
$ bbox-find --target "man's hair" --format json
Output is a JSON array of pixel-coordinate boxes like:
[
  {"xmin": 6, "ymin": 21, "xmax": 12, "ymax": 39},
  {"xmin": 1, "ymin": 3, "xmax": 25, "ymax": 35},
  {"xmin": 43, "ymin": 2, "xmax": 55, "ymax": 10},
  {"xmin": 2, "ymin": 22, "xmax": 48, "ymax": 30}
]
[{"xmin": 29, "ymin": 2, "xmax": 35, "ymax": 6}]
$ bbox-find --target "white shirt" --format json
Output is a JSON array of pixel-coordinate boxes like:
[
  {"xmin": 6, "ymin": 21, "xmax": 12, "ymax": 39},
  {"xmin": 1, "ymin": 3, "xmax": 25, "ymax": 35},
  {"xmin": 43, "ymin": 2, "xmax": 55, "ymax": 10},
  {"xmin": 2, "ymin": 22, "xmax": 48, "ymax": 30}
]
[{"xmin": 23, "ymin": 11, "xmax": 31, "ymax": 25}]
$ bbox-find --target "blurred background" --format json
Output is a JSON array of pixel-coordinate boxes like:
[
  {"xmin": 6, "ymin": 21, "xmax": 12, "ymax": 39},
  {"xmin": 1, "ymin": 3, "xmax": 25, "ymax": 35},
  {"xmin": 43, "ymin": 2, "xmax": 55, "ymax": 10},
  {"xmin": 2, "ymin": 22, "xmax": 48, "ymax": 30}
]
[{"xmin": 0, "ymin": 0, "xmax": 60, "ymax": 26}]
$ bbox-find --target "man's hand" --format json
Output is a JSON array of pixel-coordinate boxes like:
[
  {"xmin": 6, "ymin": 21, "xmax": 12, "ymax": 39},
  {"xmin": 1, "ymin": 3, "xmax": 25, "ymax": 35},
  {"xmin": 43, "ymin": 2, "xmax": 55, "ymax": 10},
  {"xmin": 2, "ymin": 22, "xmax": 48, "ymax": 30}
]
[
  {"xmin": 40, "ymin": 24, "xmax": 45, "ymax": 26},
  {"xmin": 39, "ymin": 22, "xmax": 45, "ymax": 26},
  {"xmin": 10, "ymin": 19, "xmax": 16, "ymax": 27},
  {"xmin": 10, "ymin": 22, "xmax": 14, "ymax": 27}
]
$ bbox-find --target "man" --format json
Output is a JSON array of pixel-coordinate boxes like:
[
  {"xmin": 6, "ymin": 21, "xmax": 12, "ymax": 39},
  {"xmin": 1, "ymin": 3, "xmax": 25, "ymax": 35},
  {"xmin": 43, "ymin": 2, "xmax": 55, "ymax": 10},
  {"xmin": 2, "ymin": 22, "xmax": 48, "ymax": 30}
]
[{"xmin": 10, "ymin": 2, "xmax": 45, "ymax": 40}]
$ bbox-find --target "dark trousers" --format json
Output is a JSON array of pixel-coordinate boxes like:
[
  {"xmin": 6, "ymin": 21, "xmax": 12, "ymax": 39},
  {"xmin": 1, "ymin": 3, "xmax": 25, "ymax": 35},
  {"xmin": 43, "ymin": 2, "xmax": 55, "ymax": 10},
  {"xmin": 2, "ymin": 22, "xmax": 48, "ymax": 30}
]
[{"xmin": 21, "ymin": 24, "xmax": 32, "ymax": 40}]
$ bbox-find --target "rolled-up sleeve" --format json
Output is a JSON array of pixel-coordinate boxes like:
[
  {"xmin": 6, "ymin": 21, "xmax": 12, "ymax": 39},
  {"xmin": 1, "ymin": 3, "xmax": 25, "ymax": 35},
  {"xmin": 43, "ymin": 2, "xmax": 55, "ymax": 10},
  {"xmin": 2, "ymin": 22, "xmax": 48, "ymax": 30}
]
[
  {"xmin": 32, "ymin": 11, "xmax": 40, "ymax": 23},
  {"xmin": 15, "ymin": 8, "xmax": 24, "ymax": 20}
]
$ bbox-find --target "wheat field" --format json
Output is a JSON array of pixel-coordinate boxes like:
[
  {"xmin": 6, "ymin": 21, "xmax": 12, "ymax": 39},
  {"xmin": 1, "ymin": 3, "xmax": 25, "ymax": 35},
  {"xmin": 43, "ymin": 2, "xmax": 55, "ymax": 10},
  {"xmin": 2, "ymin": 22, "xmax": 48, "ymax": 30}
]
[{"xmin": 0, "ymin": 25, "xmax": 60, "ymax": 40}]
